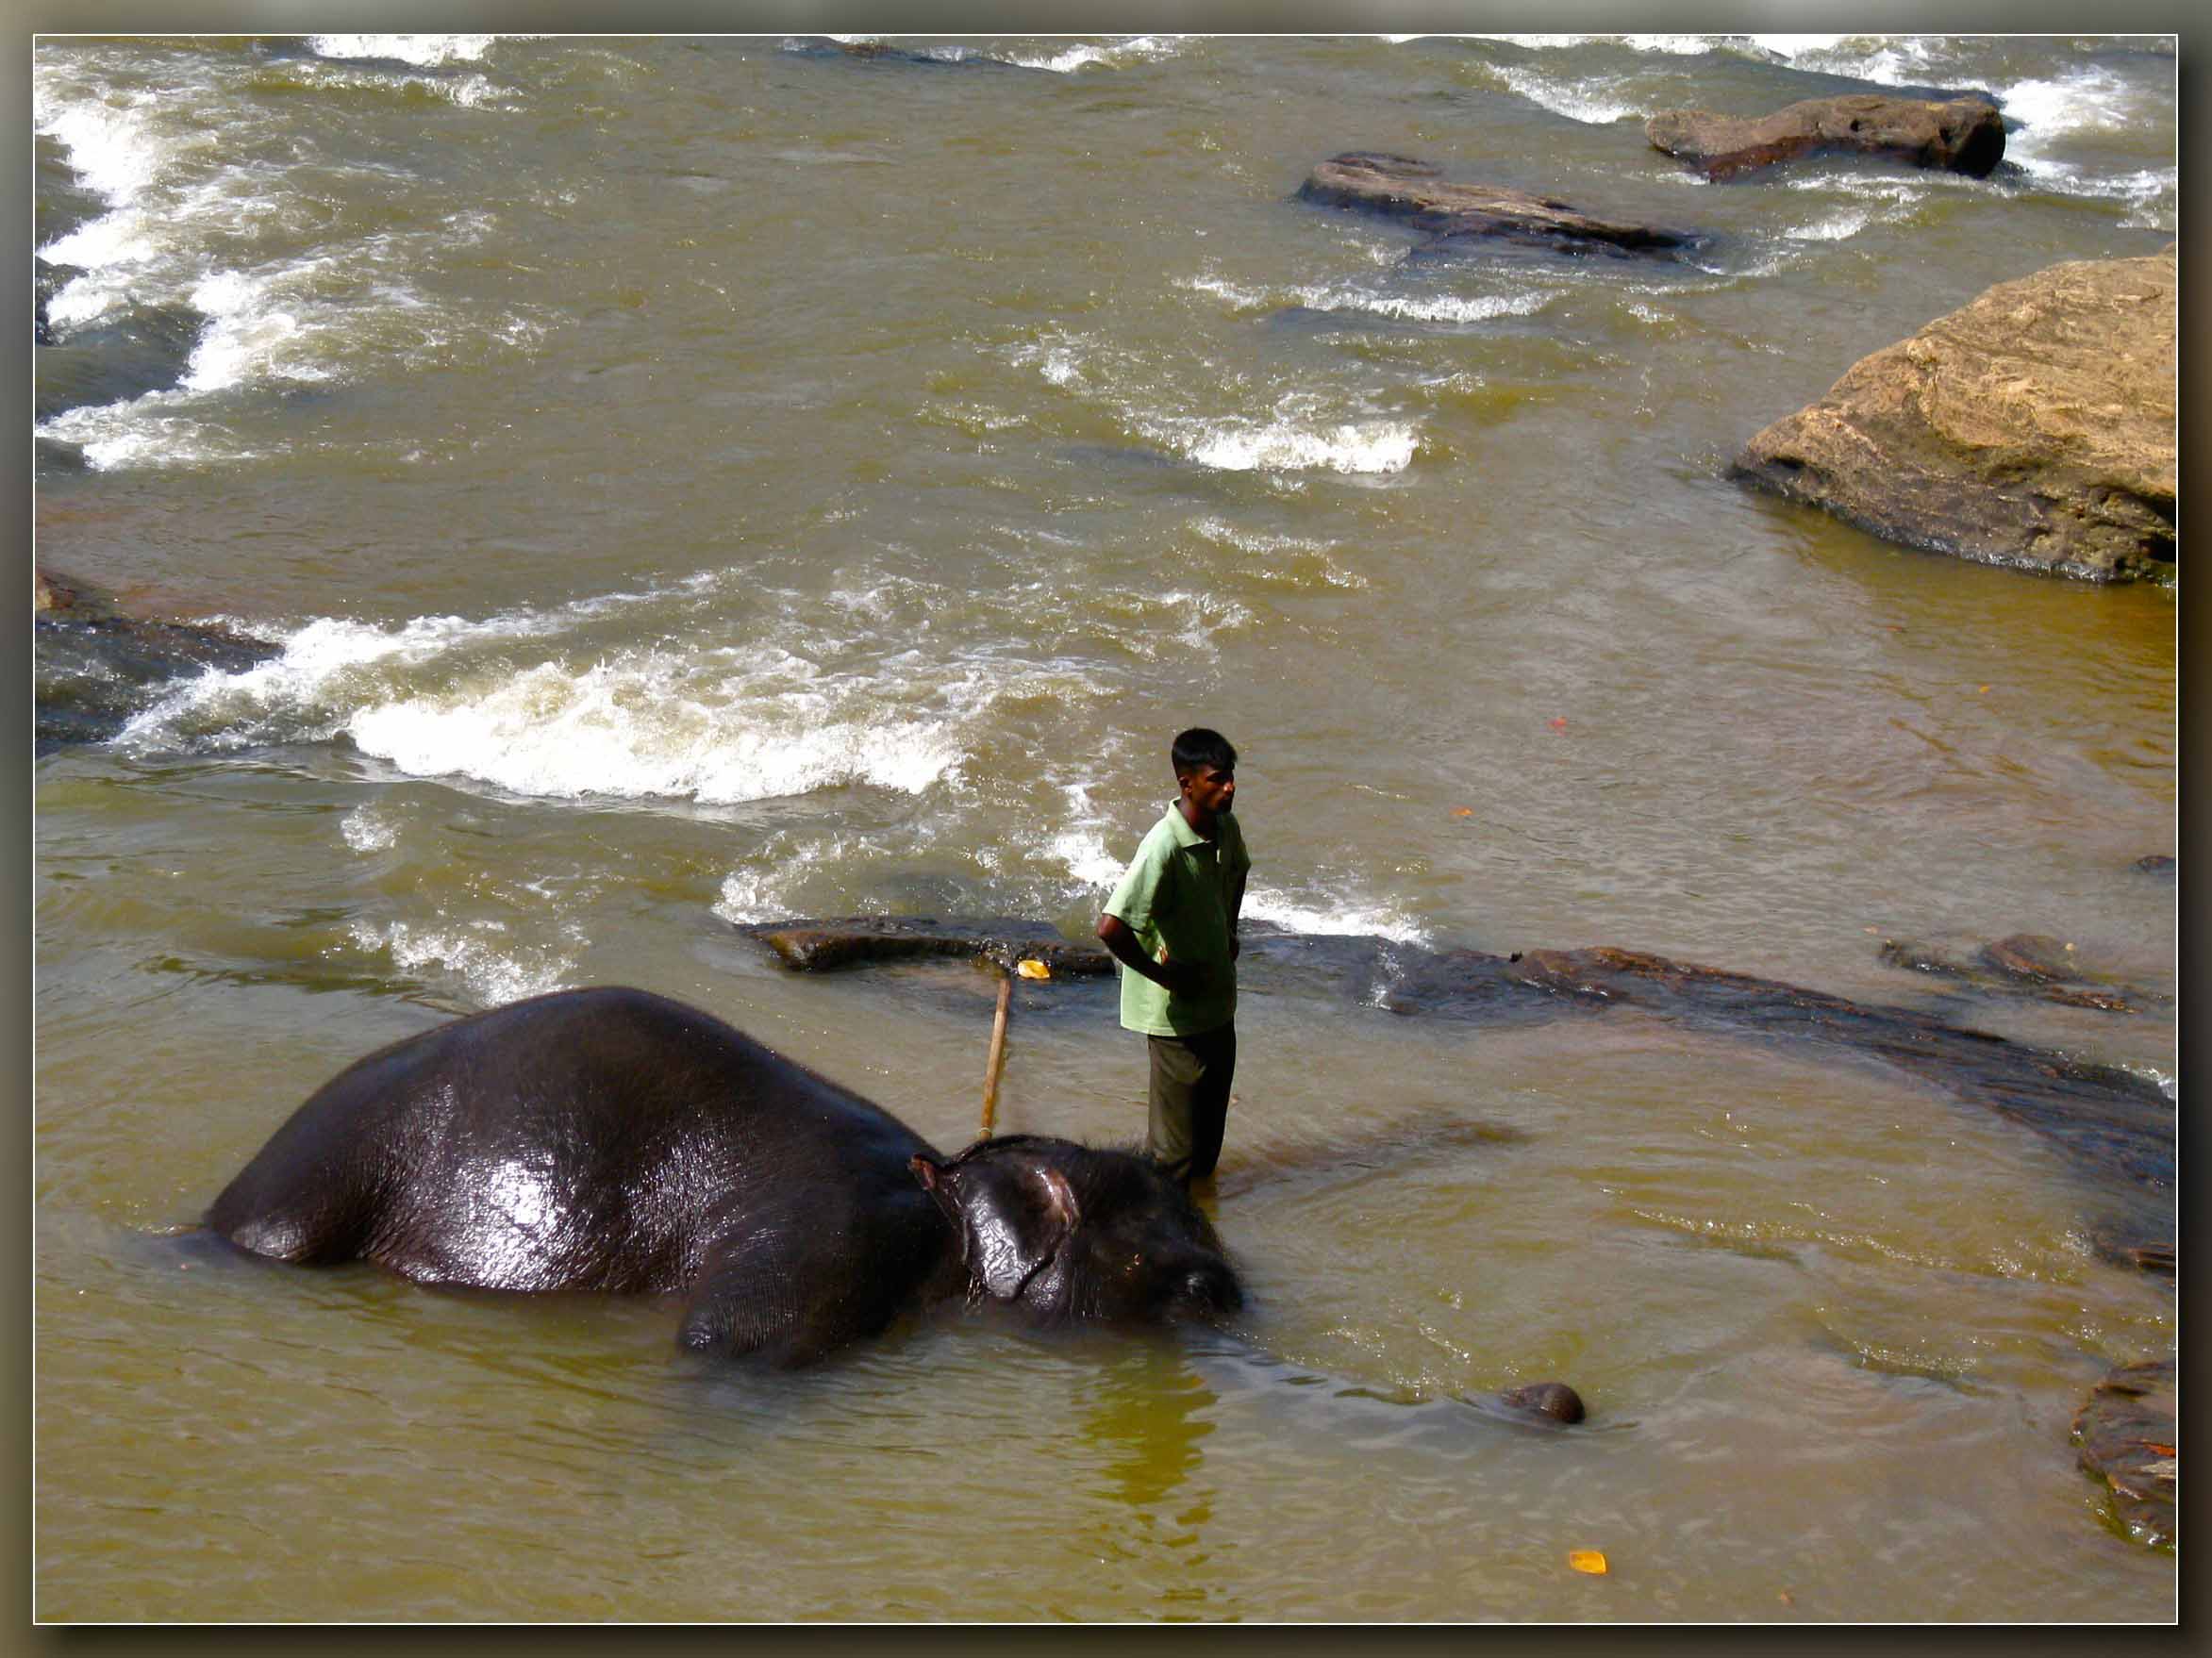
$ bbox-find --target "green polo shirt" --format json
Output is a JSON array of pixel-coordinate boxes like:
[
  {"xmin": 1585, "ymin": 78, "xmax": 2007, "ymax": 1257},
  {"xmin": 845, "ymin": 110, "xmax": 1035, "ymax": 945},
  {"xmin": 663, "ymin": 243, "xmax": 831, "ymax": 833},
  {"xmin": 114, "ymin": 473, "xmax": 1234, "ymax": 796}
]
[{"xmin": 1103, "ymin": 802, "xmax": 1250, "ymax": 1037}]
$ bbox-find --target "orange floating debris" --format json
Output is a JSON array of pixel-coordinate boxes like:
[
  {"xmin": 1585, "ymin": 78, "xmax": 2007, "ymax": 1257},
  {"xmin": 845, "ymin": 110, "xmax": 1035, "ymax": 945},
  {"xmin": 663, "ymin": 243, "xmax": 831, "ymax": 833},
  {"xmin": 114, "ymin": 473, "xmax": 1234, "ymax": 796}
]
[
  {"xmin": 1015, "ymin": 959, "xmax": 1052, "ymax": 980},
  {"xmin": 1568, "ymin": 1550, "xmax": 1608, "ymax": 1575},
  {"xmin": 1452, "ymin": 807, "xmax": 1474, "ymax": 818},
  {"xmin": 1548, "ymin": 716, "xmax": 1569, "ymax": 732}
]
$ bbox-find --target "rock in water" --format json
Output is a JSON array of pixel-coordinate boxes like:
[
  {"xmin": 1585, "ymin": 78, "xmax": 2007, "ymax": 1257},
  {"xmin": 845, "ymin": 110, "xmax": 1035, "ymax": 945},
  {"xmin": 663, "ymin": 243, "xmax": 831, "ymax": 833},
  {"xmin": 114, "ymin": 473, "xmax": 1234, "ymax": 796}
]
[
  {"xmin": 2072, "ymin": 1360, "xmax": 2176, "ymax": 1549},
  {"xmin": 1296, "ymin": 152, "xmax": 1702, "ymax": 259},
  {"xmin": 1646, "ymin": 93, "xmax": 2004, "ymax": 179},
  {"xmin": 1731, "ymin": 247, "xmax": 2176, "ymax": 582},
  {"xmin": 738, "ymin": 914, "xmax": 1113, "ymax": 975},
  {"xmin": 1875, "ymin": 932, "xmax": 2166, "ymax": 1014},
  {"xmin": 33, "ymin": 567, "xmax": 281, "ymax": 751}
]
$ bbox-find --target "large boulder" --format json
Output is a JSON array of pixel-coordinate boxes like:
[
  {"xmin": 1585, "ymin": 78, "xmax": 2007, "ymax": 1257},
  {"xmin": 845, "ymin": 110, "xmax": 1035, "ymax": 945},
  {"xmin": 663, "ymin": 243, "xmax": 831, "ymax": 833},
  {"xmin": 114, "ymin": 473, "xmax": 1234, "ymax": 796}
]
[
  {"xmin": 1297, "ymin": 152, "xmax": 1703, "ymax": 259},
  {"xmin": 1646, "ymin": 93, "xmax": 2004, "ymax": 180},
  {"xmin": 1730, "ymin": 247, "xmax": 2176, "ymax": 582}
]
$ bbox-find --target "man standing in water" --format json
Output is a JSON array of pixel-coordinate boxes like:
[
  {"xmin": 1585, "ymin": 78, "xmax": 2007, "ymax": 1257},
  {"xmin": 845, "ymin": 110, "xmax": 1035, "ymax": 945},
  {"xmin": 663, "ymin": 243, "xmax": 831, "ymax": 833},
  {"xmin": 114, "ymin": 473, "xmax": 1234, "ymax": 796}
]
[{"xmin": 1096, "ymin": 728, "xmax": 1250, "ymax": 1185}]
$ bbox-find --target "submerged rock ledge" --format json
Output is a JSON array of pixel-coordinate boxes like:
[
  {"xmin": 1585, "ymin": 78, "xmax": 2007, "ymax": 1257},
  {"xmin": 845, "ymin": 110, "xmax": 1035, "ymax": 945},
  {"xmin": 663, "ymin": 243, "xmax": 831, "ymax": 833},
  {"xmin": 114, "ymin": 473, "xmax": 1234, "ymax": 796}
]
[
  {"xmin": 1876, "ymin": 932, "xmax": 2169, "ymax": 1014},
  {"xmin": 1296, "ymin": 152, "xmax": 1703, "ymax": 260},
  {"xmin": 738, "ymin": 915, "xmax": 1114, "ymax": 976},
  {"xmin": 742, "ymin": 913, "xmax": 2177, "ymax": 1548},
  {"xmin": 737, "ymin": 916, "xmax": 2174, "ymax": 1262},
  {"xmin": 33, "ymin": 568, "xmax": 280, "ymax": 753}
]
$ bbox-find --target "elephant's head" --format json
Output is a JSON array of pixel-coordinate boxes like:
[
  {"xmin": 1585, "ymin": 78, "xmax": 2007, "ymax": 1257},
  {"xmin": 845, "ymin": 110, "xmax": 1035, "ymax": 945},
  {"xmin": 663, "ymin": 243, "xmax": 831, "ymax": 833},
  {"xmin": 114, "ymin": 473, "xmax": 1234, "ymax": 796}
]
[{"xmin": 910, "ymin": 1135, "xmax": 1241, "ymax": 1328}]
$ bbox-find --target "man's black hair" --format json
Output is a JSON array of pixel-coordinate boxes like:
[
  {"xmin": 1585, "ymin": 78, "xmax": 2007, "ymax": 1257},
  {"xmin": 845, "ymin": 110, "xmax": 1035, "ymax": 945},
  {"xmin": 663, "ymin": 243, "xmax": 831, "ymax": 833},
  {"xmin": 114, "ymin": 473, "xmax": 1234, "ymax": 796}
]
[{"xmin": 1171, "ymin": 727, "xmax": 1237, "ymax": 778}]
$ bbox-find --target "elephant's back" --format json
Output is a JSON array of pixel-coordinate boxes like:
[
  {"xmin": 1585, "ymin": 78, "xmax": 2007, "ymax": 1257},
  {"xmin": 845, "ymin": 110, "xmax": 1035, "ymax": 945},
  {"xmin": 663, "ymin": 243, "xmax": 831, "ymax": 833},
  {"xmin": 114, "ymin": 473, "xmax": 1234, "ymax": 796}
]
[{"xmin": 208, "ymin": 986, "xmax": 940, "ymax": 1292}]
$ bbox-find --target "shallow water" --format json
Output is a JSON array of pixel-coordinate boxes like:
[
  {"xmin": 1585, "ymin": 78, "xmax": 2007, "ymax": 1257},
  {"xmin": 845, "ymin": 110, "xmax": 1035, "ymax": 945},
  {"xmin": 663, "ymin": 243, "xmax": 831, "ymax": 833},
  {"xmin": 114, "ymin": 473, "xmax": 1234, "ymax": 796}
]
[{"xmin": 33, "ymin": 33, "xmax": 2176, "ymax": 1622}]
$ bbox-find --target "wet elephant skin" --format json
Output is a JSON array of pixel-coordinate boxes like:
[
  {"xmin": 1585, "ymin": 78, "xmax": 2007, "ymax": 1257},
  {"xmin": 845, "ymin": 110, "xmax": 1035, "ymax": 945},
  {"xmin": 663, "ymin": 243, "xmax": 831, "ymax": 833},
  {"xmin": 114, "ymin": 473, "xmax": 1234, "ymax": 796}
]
[{"xmin": 208, "ymin": 987, "xmax": 1241, "ymax": 1367}]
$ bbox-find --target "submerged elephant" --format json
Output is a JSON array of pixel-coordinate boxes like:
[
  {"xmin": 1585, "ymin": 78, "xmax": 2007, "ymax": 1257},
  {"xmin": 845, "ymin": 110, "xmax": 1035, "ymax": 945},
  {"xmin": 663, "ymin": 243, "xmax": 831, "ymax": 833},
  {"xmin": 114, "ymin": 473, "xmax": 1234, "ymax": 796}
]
[{"xmin": 208, "ymin": 986, "xmax": 1242, "ymax": 1366}]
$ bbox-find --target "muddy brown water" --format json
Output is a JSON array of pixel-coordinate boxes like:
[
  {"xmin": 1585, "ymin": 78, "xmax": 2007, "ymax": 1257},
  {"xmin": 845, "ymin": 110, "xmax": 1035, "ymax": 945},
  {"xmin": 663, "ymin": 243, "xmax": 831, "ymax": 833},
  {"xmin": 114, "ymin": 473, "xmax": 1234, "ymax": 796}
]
[{"xmin": 34, "ymin": 34, "xmax": 2174, "ymax": 1621}]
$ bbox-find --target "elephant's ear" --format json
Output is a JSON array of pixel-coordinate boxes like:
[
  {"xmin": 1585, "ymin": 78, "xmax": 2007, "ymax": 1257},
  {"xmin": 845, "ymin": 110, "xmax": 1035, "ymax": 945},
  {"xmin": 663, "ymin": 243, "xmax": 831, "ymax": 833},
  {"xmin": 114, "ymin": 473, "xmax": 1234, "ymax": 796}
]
[
  {"xmin": 924, "ymin": 1153, "xmax": 1087, "ymax": 1302},
  {"xmin": 910, "ymin": 1152, "xmax": 960, "ymax": 1219},
  {"xmin": 973, "ymin": 1161, "xmax": 1081, "ymax": 1301},
  {"xmin": 1028, "ymin": 1163, "xmax": 1081, "ymax": 1237}
]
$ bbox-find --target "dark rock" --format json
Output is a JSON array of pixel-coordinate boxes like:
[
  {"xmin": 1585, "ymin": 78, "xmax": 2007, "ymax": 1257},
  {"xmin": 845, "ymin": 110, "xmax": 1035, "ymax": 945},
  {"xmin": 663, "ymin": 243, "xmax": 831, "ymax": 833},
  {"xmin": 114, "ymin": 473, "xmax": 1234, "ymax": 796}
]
[
  {"xmin": 1732, "ymin": 247, "xmax": 2176, "ymax": 582},
  {"xmin": 1978, "ymin": 934, "xmax": 2086, "ymax": 983},
  {"xmin": 2071, "ymin": 1359, "xmax": 2176, "ymax": 1548},
  {"xmin": 1499, "ymin": 1381, "xmax": 1586, "ymax": 1424},
  {"xmin": 1297, "ymin": 152, "xmax": 1704, "ymax": 260},
  {"xmin": 737, "ymin": 914, "xmax": 1113, "ymax": 977},
  {"xmin": 35, "ymin": 133, "xmax": 104, "ymax": 250},
  {"xmin": 33, "ymin": 568, "xmax": 85, "ymax": 614},
  {"xmin": 34, "ymin": 570, "xmax": 280, "ymax": 753},
  {"xmin": 1646, "ymin": 93, "xmax": 2004, "ymax": 180},
  {"xmin": 35, "ymin": 437, "xmax": 90, "ymax": 475},
  {"xmin": 2089, "ymin": 1235, "xmax": 2173, "ymax": 1279},
  {"xmin": 2133, "ymin": 854, "xmax": 2176, "ymax": 879},
  {"xmin": 36, "ymin": 300, "xmax": 205, "ymax": 419},
  {"xmin": 1876, "ymin": 933, "xmax": 2166, "ymax": 1014}
]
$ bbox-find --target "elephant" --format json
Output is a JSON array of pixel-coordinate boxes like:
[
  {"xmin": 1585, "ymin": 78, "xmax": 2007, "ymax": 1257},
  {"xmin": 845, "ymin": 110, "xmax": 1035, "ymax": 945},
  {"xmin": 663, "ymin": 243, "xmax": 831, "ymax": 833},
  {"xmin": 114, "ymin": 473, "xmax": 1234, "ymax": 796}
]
[{"xmin": 208, "ymin": 986, "xmax": 1243, "ymax": 1367}]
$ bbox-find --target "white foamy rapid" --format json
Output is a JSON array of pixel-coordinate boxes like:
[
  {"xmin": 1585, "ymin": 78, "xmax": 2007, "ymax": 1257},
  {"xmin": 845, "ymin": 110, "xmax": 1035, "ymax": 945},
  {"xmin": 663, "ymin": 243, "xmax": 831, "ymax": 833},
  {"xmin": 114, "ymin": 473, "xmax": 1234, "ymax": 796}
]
[
  {"xmin": 812, "ymin": 34, "xmax": 1180, "ymax": 74},
  {"xmin": 34, "ymin": 42, "xmax": 527, "ymax": 467},
  {"xmin": 1489, "ymin": 64, "xmax": 1648, "ymax": 125},
  {"xmin": 2000, "ymin": 69, "xmax": 2176, "ymax": 225},
  {"xmin": 1007, "ymin": 330, "xmax": 1422, "ymax": 478},
  {"xmin": 1171, "ymin": 415, "xmax": 1419, "ymax": 476},
  {"xmin": 1185, "ymin": 274, "xmax": 1556, "ymax": 326},
  {"xmin": 305, "ymin": 35, "xmax": 501, "ymax": 66},
  {"xmin": 996, "ymin": 35, "xmax": 1182, "ymax": 74},
  {"xmin": 1241, "ymin": 887, "xmax": 1432, "ymax": 946},
  {"xmin": 1745, "ymin": 33, "xmax": 1951, "ymax": 86},
  {"xmin": 346, "ymin": 917, "xmax": 576, "ymax": 1006},
  {"xmin": 115, "ymin": 596, "xmax": 979, "ymax": 806},
  {"xmin": 344, "ymin": 655, "xmax": 967, "ymax": 804},
  {"xmin": 1479, "ymin": 35, "xmax": 1739, "ymax": 57}
]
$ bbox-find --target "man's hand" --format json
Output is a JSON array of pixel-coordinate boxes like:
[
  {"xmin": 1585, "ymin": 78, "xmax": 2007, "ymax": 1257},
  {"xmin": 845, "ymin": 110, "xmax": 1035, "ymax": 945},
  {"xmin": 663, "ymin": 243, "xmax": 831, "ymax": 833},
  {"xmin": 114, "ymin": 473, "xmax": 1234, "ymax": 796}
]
[
  {"xmin": 1096, "ymin": 913, "xmax": 1206, "ymax": 997},
  {"xmin": 1153, "ymin": 944, "xmax": 1208, "ymax": 998}
]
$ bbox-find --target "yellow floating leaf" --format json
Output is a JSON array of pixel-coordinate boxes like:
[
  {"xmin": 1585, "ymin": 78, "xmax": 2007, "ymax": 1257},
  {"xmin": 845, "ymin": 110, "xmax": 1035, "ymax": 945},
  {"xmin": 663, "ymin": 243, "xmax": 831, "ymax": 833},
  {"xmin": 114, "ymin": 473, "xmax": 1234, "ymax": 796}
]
[
  {"xmin": 1016, "ymin": 959, "xmax": 1052, "ymax": 980},
  {"xmin": 1568, "ymin": 1550, "xmax": 1608, "ymax": 1576}
]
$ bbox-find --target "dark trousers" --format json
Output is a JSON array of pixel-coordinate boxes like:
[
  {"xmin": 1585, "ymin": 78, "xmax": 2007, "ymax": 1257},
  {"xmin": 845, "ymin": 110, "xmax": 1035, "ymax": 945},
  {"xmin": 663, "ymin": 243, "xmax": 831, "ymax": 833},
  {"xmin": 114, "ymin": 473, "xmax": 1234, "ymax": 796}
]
[{"xmin": 1145, "ymin": 1022, "xmax": 1236, "ymax": 1184}]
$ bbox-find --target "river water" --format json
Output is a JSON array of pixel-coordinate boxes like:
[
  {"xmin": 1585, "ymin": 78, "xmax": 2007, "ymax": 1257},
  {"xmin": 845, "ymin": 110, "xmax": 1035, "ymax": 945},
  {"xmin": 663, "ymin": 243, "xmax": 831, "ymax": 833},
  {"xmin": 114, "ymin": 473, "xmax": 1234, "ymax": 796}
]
[{"xmin": 32, "ymin": 33, "xmax": 2177, "ymax": 1622}]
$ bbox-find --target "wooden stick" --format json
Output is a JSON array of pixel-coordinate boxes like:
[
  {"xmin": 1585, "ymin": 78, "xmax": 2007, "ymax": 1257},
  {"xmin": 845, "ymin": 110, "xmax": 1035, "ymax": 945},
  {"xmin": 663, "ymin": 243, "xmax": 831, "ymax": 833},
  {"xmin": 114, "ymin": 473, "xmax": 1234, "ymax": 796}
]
[{"xmin": 978, "ymin": 969, "xmax": 1014, "ymax": 1139}]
